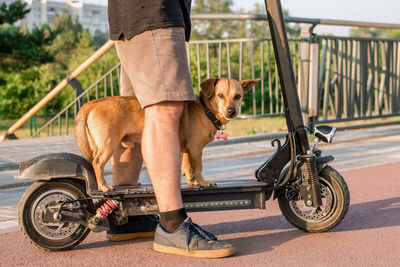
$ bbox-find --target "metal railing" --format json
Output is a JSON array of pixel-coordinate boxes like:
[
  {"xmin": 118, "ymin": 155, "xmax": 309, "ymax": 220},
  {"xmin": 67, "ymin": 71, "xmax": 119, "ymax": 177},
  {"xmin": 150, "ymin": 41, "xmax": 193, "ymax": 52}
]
[
  {"xmin": 187, "ymin": 38, "xmax": 302, "ymax": 117},
  {"xmin": 191, "ymin": 14, "xmax": 400, "ymax": 30},
  {"xmin": 317, "ymin": 36, "xmax": 400, "ymax": 122},
  {"xmin": 5, "ymin": 14, "xmax": 400, "ymax": 139},
  {"xmin": 34, "ymin": 37, "xmax": 303, "ymax": 137},
  {"xmin": 32, "ymin": 63, "xmax": 121, "ymax": 137}
]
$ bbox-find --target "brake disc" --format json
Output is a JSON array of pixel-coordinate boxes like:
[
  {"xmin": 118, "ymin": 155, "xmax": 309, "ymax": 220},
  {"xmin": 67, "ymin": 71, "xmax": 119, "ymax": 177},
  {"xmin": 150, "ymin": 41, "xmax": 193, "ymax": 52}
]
[{"xmin": 31, "ymin": 190, "xmax": 81, "ymax": 240}]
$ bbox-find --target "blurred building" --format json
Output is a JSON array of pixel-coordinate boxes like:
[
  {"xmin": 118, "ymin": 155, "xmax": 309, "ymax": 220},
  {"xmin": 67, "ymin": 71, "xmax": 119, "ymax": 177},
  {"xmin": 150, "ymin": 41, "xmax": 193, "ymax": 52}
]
[{"xmin": 0, "ymin": 0, "xmax": 108, "ymax": 34}]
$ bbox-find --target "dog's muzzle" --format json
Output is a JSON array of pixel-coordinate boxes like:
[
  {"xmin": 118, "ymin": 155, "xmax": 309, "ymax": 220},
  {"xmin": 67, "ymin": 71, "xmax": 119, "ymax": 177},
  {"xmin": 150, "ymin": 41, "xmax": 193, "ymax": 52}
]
[{"xmin": 226, "ymin": 107, "xmax": 237, "ymax": 118}]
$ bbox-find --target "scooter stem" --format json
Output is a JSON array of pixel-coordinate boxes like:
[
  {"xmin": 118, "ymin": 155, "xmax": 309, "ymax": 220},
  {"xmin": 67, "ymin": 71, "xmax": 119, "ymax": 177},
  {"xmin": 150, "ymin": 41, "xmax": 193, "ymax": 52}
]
[
  {"xmin": 264, "ymin": 0, "xmax": 310, "ymax": 155},
  {"xmin": 264, "ymin": 0, "xmax": 322, "ymax": 207}
]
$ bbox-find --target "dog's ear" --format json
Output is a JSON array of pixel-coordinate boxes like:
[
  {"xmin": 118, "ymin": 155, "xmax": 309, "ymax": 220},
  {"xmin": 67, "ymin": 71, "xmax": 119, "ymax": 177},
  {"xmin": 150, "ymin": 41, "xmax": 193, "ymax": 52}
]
[
  {"xmin": 200, "ymin": 78, "xmax": 219, "ymax": 98},
  {"xmin": 240, "ymin": 77, "xmax": 263, "ymax": 94}
]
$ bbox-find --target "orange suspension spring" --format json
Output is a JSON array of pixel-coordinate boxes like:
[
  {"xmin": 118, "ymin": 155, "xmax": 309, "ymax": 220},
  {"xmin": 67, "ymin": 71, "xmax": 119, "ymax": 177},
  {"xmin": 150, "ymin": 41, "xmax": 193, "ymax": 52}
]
[{"xmin": 96, "ymin": 199, "xmax": 118, "ymax": 219}]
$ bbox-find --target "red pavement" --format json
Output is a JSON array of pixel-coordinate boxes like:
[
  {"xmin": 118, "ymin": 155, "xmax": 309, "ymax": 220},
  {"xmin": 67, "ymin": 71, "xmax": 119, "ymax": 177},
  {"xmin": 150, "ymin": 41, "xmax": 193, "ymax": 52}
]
[{"xmin": 1, "ymin": 162, "xmax": 399, "ymax": 266}]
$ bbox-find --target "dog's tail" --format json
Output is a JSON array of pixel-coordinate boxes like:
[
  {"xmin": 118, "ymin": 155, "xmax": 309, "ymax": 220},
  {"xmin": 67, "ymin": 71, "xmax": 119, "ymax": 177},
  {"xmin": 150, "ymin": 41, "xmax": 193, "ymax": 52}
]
[{"xmin": 74, "ymin": 110, "xmax": 94, "ymax": 163}]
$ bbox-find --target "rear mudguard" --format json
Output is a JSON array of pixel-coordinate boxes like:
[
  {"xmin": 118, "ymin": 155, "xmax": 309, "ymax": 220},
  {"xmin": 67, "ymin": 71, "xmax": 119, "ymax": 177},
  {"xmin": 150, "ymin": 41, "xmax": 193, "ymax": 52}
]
[
  {"xmin": 15, "ymin": 153, "xmax": 97, "ymax": 194},
  {"xmin": 272, "ymin": 155, "xmax": 335, "ymax": 200}
]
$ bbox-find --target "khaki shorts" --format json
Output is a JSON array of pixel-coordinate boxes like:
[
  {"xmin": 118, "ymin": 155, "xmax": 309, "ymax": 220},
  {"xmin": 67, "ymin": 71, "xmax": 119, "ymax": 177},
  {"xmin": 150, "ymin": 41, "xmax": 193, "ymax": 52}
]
[{"xmin": 115, "ymin": 27, "xmax": 195, "ymax": 108}]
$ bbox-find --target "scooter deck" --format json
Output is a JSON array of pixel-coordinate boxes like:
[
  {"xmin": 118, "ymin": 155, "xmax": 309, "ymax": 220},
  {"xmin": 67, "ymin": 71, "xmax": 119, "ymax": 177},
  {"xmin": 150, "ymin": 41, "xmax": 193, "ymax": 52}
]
[{"xmin": 91, "ymin": 178, "xmax": 270, "ymax": 215}]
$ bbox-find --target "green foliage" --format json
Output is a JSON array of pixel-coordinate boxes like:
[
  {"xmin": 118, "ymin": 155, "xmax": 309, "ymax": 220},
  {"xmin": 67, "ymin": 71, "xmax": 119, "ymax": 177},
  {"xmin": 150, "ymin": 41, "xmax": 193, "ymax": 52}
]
[
  {"xmin": 349, "ymin": 27, "xmax": 400, "ymax": 38},
  {"xmin": 192, "ymin": 0, "xmax": 236, "ymax": 39},
  {"xmin": 0, "ymin": 66, "xmax": 50, "ymax": 118},
  {"xmin": 34, "ymin": 13, "xmax": 118, "ymax": 117},
  {"xmin": 0, "ymin": 0, "xmax": 297, "ymax": 121},
  {"xmin": 0, "ymin": 4, "xmax": 116, "ymax": 119},
  {"xmin": 0, "ymin": 24, "xmax": 60, "ymax": 71},
  {"xmin": 0, "ymin": 0, "xmax": 62, "ymax": 119},
  {"xmin": 0, "ymin": 0, "xmax": 30, "ymax": 24},
  {"xmin": 0, "ymin": 0, "xmax": 61, "ymax": 71},
  {"xmin": 91, "ymin": 29, "xmax": 110, "ymax": 48},
  {"xmin": 192, "ymin": 1, "xmax": 300, "ymax": 40}
]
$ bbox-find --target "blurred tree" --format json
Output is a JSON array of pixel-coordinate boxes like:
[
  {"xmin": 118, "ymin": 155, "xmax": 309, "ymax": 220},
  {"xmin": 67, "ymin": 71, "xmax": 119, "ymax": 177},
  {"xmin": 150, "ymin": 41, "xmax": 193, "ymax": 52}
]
[
  {"xmin": 0, "ymin": 0, "xmax": 60, "ymax": 71},
  {"xmin": 349, "ymin": 27, "xmax": 400, "ymax": 38},
  {"xmin": 0, "ymin": 0, "xmax": 61, "ymax": 119},
  {"xmin": 349, "ymin": 28, "xmax": 384, "ymax": 38},
  {"xmin": 0, "ymin": 0, "xmax": 29, "ymax": 24},
  {"xmin": 191, "ymin": 0, "xmax": 300, "ymax": 40},
  {"xmin": 37, "ymin": 13, "xmax": 118, "ymax": 116},
  {"xmin": 91, "ymin": 29, "xmax": 109, "ymax": 48},
  {"xmin": 191, "ymin": 0, "xmax": 236, "ymax": 40}
]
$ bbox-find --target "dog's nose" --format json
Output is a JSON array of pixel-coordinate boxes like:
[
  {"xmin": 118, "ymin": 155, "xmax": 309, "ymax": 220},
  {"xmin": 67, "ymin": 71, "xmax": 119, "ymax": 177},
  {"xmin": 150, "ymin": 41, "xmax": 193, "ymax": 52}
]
[{"xmin": 227, "ymin": 107, "xmax": 236, "ymax": 116}]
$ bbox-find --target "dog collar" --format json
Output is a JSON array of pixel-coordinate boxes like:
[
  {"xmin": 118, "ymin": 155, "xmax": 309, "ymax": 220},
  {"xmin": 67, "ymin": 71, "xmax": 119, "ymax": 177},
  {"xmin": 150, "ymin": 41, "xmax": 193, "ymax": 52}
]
[{"xmin": 199, "ymin": 94, "xmax": 223, "ymax": 131}]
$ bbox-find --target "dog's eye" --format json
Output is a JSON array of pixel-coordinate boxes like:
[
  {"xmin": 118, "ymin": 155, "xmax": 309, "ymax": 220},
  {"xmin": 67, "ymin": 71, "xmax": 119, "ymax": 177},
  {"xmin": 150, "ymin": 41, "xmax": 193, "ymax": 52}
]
[
  {"xmin": 234, "ymin": 94, "xmax": 241, "ymax": 100},
  {"xmin": 217, "ymin": 93, "xmax": 224, "ymax": 98}
]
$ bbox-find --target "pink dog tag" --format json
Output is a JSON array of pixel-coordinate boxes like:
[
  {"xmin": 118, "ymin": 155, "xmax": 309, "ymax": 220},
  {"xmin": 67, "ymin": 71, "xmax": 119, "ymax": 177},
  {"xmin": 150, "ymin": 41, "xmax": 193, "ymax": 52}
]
[{"xmin": 216, "ymin": 133, "xmax": 228, "ymax": 141}]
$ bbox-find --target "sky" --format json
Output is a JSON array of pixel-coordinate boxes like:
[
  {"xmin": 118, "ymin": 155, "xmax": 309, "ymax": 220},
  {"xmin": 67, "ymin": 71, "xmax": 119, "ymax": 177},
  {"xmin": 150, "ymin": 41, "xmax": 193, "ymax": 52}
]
[
  {"xmin": 70, "ymin": 0, "xmax": 400, "ymax": 36},
  {"xmin": 234, "ymin": 0, "xmax": 400, "ymax": 36}
]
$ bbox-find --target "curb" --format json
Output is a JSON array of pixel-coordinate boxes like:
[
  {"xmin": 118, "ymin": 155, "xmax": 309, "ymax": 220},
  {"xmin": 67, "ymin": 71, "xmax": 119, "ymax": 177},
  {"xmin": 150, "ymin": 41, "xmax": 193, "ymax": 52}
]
[
  {"xmin": 0, "ymin": 181, "xmax": 33, "ymax": 190},
  {"xmin": 206, "ymin": 132, "xmax": 287, "ymax": 146},
  {"xmin": 1, "ymin": 122, "xmax": 399, "ymax": 171},
  {"xmin": 0, "ymin": 162, "xmax": 19, "ymax": 172}
]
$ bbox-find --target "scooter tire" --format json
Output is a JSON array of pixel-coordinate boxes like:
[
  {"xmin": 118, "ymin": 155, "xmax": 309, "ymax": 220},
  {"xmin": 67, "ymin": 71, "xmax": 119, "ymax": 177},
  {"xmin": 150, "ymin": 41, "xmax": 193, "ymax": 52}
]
[
  {"xmin": 278, "ymin": 165, "xmax": 350, "ymax": 233},
  {"xmin": 18, "ymin": 180, "xmax": 91, "ymax": 251}
]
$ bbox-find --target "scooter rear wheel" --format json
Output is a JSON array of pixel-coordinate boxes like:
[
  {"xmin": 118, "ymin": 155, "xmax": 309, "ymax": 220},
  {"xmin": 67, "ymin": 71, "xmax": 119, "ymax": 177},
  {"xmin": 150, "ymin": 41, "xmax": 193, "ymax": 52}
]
[
  {"xmin": 18, "ymin": 180, "xmax": 90, "ymax": 251},
  {"xmin": 278, "ymin": 166, "xmax": 350, "ymax": 232}
]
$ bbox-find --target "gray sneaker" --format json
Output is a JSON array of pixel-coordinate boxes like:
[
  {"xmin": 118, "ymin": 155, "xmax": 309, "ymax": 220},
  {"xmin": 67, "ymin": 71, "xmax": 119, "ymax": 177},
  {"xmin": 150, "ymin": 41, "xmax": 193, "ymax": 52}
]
[{"xmin": 153, "ymin": 217, "xmax": 235, "ymax": 258}]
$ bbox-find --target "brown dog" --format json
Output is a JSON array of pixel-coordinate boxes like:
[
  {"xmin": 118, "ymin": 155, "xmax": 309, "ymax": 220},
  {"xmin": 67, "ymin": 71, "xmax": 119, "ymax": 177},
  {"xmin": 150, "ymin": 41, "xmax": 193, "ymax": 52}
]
[{"xmin": 74, "ymin": 77, "xmax": 262, "ymax": 192}]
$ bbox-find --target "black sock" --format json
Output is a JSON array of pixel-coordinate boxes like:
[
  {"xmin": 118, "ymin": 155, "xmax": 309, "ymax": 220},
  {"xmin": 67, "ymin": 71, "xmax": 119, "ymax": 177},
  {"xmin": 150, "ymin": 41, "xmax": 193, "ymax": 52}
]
[{"xmin": 160, "ymin": 208, "xmax": 188, "ymax": 233}]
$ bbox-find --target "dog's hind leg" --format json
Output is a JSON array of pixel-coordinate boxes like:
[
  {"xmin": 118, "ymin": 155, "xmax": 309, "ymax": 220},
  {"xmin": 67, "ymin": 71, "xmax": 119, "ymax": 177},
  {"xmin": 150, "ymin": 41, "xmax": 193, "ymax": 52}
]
[{"xmin": 91, "ymin": 142, "xmax": 117, "ymax": 192}]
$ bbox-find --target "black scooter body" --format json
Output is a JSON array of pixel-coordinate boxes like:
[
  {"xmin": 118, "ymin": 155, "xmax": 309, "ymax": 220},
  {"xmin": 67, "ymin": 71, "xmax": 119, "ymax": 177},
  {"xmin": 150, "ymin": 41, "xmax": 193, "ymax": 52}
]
[{"xmin": 15, "ymin": 147, "xmax": 334, "ymax": 215}]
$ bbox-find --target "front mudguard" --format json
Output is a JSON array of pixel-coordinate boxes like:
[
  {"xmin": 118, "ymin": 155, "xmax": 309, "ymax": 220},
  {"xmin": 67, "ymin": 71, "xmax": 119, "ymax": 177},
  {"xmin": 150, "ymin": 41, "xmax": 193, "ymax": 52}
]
[
  {"xmin": 15, "ymin": 153, "xmax": 97, "ymax": 194},
  {"xmin": 272, "ymin": 155, "xmax": 335, "ymax": 200}
]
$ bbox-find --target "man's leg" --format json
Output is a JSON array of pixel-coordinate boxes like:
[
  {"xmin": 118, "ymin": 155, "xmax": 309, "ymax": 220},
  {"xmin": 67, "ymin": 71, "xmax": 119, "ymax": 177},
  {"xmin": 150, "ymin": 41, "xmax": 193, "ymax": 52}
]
[
  {"xmin": 145, "ymin": 104, "xmax": 236, "ymax": 257},
  {"xmin": 106, "ymin": 65, "xmax": 159, "ymax": 242},
  {"xmin": 141, "ymin": 101, "xmax": 184, "ymax": 212}
]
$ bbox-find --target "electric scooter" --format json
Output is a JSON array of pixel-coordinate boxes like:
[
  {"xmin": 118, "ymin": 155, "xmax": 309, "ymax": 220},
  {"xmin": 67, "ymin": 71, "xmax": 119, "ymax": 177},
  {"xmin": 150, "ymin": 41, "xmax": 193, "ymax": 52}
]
[{"xmin": 15, "ymin": 0, "xmax": 350, "ymax": 251}]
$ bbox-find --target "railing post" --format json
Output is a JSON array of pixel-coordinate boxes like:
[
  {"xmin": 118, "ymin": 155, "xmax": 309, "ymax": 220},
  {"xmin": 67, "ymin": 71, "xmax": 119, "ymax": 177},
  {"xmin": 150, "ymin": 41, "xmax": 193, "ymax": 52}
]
[
  {"xmin": 298, "ymin": 24, "xmax": 314, "ymax": 127},
  {"xmin": 67, "ymin": 77, "xmax": 83, "ymax": 116},
  {"xmin": 299, "ymin": 24, "xmax": 319, "ymax": 130},
  {"xmin": 308, "ymin": 35, "xmax": 320, "ymax": 130}
]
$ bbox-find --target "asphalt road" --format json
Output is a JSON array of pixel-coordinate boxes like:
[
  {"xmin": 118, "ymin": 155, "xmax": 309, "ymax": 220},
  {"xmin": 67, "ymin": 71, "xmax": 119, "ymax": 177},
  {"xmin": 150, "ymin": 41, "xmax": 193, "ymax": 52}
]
[
  {"xmin": 0, "ymin": 125, "xmax": 399, "ymax": 266},
  {"xmin": 0, "ymin": 161, "xmax": 399, "ymax": 266}
]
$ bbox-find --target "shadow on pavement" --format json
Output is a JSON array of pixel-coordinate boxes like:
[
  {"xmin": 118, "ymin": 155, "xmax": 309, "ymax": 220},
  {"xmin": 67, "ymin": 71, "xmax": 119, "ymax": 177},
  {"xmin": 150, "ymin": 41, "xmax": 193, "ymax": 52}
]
[
  {"xmin": 226, "ymin": 229, "xmax": 304, "ymax": 256},
  {"xmin": 204, "ymin": 197, "xmax": 400, "ymax": 236},
  {"xmin": 204, "ymin": 214, "xmax": 292, "ymax": 235},
  {"xmin": 46, "ymin": 197, "xmax": 400, "ymax": 254},
  {"xmin": 75, "ymin": 236, "xmax": 152, "ymax": 251},
  {"xmin": 195, "ymin": 197, "xmax": 400, "ymax": 256},
  {"xmin": 333, "ymin": 197, "xmax": 400, "ymax": 232}
]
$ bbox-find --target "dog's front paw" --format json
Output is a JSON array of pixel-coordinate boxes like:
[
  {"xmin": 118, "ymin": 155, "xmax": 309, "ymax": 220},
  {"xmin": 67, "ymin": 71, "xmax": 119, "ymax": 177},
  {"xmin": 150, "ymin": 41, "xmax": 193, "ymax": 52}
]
[
  {"xmin": 197, "ymin": 179, "xmax": 216, "ymax": 188},
  {"xmin": 98, "ymin": 183, "xmax": 114, "ymax": 192}
]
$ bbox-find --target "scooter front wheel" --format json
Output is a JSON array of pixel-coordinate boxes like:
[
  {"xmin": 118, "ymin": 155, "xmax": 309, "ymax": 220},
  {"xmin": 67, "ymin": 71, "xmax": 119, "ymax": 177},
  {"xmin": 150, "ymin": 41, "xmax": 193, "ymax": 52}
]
[
  {"xmin": 18, "ymin": 180, "xmax": 90, "ymax": 251},
  {"xmin": 278, "ymin": 166, "xmax": 350, "ymax": 232}
]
